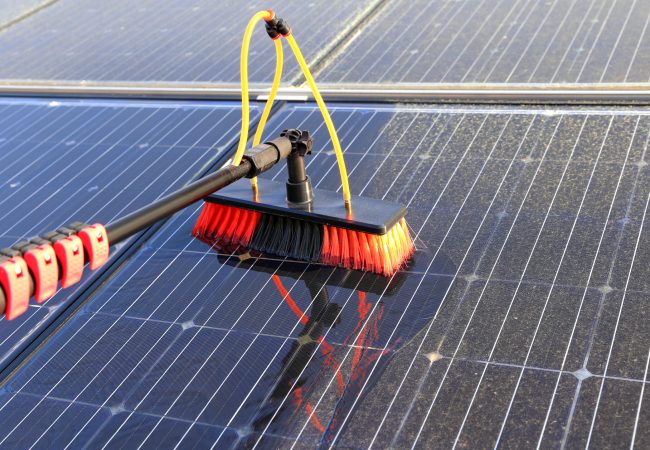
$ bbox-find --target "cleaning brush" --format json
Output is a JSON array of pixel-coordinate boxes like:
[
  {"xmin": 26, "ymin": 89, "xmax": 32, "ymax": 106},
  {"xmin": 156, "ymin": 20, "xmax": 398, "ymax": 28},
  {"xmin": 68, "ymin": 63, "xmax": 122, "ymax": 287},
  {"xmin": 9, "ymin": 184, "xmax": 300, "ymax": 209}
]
[
  {"xmin": 194, "ymin": 11, "xmax": 414, "ymax": 276},
  {"xmin": 193, "ymin": 129, "xmax": 414, "ymax": 276}
]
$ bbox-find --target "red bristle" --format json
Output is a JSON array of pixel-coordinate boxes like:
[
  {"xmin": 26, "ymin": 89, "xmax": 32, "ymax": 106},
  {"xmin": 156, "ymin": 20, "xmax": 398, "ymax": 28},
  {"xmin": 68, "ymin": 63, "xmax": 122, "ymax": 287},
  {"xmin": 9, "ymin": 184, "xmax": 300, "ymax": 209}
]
[
  {"xmin": 368, "ymin": 234, "xmax": 382, "ymax": 274},
  {"xmin": 317, "ymin": 221, "xmax": 414, "ymax": 276},
  {"xmin": 329, "ymin": 225, "xmax": 340, "ymax": 266},
  {"xmin": 223, "ymin": 207, "xmax": 241, "ymax": 241},
  {"xmin": 193, "ymin": 203, "xmax": 262, "ymax": 248},
  {"xmin": 322, "ymin": 226, "xmax": 331, "ymax": 265},
  {"xmin": 347, "ymin": 229, "xmax": 361, "ymax": 270},
  {"xmin": 213, "ymin": 205, "xmax": 231, "ymax": 238},
  {"xmin": 338, "ymin": 227, "xmax": 350, "ymax": 268},
  {"xmin": 358, "ymin": 232, "xmax": 372, "ymax": 272},
  {"xmin": 241, "ymin": 210, "xmax": 261, "ymax": 245}
]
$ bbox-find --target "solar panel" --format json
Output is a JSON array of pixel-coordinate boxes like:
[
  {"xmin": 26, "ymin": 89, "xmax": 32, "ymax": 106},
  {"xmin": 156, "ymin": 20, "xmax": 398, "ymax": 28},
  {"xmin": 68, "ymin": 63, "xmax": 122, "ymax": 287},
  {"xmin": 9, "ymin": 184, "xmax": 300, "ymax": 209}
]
[
  {"xmin": 0, "ymin": 0, "xmax": 47, "ymax": 28},
  {"xmin": 317, "ymin": 0, "xmax": 650, "ymax": 84},
  {"xmin": 0, "ymin": 97, "xmax": 257, "ymax": 374},
  {"xmin": 2, "ymin": 102, "xmax": 648, "ymax": 448},
  {"xmin": 0, "ymin": 0, "xmax": 377, "ymax": 85}
]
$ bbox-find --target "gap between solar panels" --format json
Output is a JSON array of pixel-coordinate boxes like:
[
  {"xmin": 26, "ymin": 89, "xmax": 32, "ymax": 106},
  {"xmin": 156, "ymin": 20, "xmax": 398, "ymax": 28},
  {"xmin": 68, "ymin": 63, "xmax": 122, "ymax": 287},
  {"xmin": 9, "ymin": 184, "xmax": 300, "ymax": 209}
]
[{"xmin": 0, "ymin": 10, "xmax": 415, "ymax": 325}]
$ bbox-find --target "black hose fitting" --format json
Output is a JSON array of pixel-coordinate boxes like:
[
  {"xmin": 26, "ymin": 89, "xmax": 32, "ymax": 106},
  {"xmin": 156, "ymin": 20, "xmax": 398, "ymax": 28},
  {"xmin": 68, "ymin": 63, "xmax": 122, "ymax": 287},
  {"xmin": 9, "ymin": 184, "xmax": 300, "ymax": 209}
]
[
  {"xmin": 282, "ymin": 129, "xmax": 314, "ymax": 206},
  {"xmin": 264, "ymin": 11, "xmax": 292, "ymax": 39}
]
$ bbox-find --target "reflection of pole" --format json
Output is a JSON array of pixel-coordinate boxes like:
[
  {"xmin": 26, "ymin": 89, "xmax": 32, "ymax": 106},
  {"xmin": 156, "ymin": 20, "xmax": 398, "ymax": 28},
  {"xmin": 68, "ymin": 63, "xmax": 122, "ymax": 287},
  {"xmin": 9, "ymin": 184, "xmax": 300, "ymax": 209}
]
[{"xmin": 254, "ymin": 276, "xmax": 341, "ymax": 432}]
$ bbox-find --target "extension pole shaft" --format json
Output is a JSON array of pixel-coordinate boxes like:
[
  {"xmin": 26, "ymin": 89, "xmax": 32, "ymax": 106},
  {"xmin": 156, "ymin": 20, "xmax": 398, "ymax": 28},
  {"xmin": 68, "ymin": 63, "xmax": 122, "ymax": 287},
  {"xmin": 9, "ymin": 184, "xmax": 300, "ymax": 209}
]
[{"xmin": 0, "ymin": 135, "xmax": 296, "ymax": 317}]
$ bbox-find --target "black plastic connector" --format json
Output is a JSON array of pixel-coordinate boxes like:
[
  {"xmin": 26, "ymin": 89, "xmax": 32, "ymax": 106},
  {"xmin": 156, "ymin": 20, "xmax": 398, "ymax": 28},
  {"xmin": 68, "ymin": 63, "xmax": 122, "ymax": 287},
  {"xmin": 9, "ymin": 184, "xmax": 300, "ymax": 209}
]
[
  {"xmin": 242, "ymin": 142, "xmax": 285, "ymax": 178},
  {"xmin": 264, "ymin": 11, "xmax": 291, "ymax": 38},
  {"xmin": 281, "ymin": 129, "xmax": 314, "ymax": 206}
]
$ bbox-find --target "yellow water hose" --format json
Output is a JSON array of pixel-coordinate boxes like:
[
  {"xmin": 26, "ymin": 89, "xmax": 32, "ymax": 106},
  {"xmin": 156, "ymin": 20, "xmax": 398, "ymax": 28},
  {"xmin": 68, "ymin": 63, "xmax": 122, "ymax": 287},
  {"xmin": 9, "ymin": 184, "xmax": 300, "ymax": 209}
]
[
  {"xmin": 232, "ymin": 10, "xmax": 273, "ymax": 167},
  {"xmin": 234, "ymin": 11, "xmax": 352, "ymax": 208},
  {"xmin": 250, "ymin": 37, "xmax": 283, "ymax": 191},
  {"xmin": 286, "ymin": 34, "xmax": 352, "ymax": 207}
]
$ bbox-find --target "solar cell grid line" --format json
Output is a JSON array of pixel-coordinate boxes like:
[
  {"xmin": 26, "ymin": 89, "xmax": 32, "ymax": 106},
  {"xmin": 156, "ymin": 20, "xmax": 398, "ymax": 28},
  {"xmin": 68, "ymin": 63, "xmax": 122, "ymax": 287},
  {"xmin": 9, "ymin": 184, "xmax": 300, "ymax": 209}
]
[
  {"xmin": 562, "ymin": 0, "xmax": 612, "ymax": 82},
  {"xmin": 624, "ymin": 5, "xmax": 650, "ymax": 82},
  {"xmin": 0, "ymin": 104, "xmax": 149, "ymax": 207},
  {"xmin": 0, "ymin": 104, "xmax": 73, "ymax": 155},
  {"xmin": 253, "ymin": 114, "xmax": 484, "ymax": 448},
  {"xmin": 501, "ymin": 0, "xmax": 579, "ymax": 83},
  {"xmin": 363, "ymin": 0, "xmax": 461, "ymax": 84},
  {"xmin": 112, "ymin": 108, "xmax": 388, "ymax": 447},
  {"xmin": 42, "ymin": 6, "xmax": 131, "ymax": 80},
  {"xmin": 390, "ymin": 0, "xmax": 479, "ymax": 84},
  {"xmin": 0, "ymin": 100, "xmax": 260, "ymax": 438},
  {"xmin": 481, "ymin": 0, "xmax": 561, "ymax": 83},
  {"xmin": 324, "ymin": 114, "xmax": 522, "ymax": 449},
  {"xmin": 438, "ymin": 0, "xmax": 521, "ymax": 84},
  {"xmin": 631, "ymin": 347, "xmax": 650, "ymax": 447},
  {"xmin": 0, "ymin": 99, "xmax": 252, "ymax": 409},
  {"xmin": 413, "ymin": 0, "xmax": 496, "ymax": 84},
  {"xmin": 44, "ymin": 107, "xmax": 236, "ymax": 231},
  {"xmin": 574, "ymin": 0, "xmax": 621, "ymax": 83},
  {"xmin": 381, "ymin": 115, "xmax": 570, "ymax": 448},
  {"xmin": 110, "ymin": 6, "xmax": 218, "ymax": 83},
  {"xmin": 29, "ymin": 106, "xmax": 237, "ymax": 234},
  {"xmin": 490, "ymin": 115, "xmax": 605, "ymax": 446},
  {"xmin": 560, "ymin": 126, "xmax": 650, "ymax": 448},
  {"xmin": 598, "ymin": 0, "xmax": 639, "ymax": 83},
  {"xmin": 0, "ymin": 105, "xmax": 158, "ymax": 234},
  {"xmin": 366, "ymin": 113, "xmax": 545, "ymax": 448},
  {"xmin": 517, "ymin": 0, "xmax": 581, "ymax": 84},
  {"xmin": 548, "ymin": 0, "xmax": 600, "ymax": 83},
  {"xmin": 589, "ymin": 0, "xmax": 650, "ymax": 84},
  {"xmin": 586, "ymin": 189, "xmax": 650, "ymax": 448},
  {"xmin": 460, "ymin": 3, "xmax": 537, "ymax": 83},
  {"xmin": 337, "ymin": 0, "xmax": 426, "ymax": 82},
  {"xmin": 0, "ymin": 107, "xmax": 107, "ymax": 198},
  {"xmin": 531, "ymin": 117, "xmax": 640, "ymax": 449},
  {"xmin": 8, "ymin": 106, "xmax": 327, "ymax": 448}
]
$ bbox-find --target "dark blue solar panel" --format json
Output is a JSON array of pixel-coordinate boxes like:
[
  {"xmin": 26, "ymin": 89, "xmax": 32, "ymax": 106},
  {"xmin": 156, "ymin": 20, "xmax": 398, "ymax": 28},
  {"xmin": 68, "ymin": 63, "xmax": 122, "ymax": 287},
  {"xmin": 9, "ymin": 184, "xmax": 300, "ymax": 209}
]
[
  {"xmin": 0, "ymin": 97, "xmax": 259, "ymax": 373},
  {"xmin": 318, "ymin": 0, "xmax": 650, "ymax": 84},
  {"xmin": 0, "ymin": 0, "xmax": 376, "ymax": 84},
  {"xmin": 1, "ymin": 103, "xmax": 649, "ymax": 448}
]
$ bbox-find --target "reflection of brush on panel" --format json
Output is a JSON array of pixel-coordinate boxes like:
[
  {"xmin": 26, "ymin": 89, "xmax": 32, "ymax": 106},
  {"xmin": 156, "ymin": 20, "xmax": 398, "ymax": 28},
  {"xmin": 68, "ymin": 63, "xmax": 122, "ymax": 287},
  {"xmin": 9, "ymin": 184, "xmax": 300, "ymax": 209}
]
[{"xmin": 210, "ymin": 252, "xmax": 456, "ymax": 446}]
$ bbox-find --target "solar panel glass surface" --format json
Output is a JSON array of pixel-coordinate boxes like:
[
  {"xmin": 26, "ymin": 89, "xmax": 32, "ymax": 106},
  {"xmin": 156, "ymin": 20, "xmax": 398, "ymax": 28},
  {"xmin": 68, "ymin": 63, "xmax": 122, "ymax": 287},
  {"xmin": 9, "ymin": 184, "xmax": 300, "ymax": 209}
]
[
  {"xmin": 2, "ymin": 103, "xmax": 648, "ymax": 448},
  {"xmin": 317, "ymin": 0, "xmax": 650, "ymax": 84},
  {"xmin": 0, "ymin": 97, "xmax": 257, "ymax": 374},
  {"xmin": 0, "ymin": 0, "xmax": 377, "ymax": 85}
]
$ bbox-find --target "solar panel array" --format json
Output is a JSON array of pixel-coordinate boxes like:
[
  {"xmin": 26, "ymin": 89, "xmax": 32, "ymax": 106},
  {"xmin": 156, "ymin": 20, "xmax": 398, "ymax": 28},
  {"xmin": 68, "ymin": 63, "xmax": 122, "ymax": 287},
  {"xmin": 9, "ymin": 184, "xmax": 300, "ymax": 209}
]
[
  {"xmin": 318, "ymin": 0, "xmax": 650, "ymax": 84},
  {"xmin": 0, "ymin": 0, "xmax": 648, "ymax": 86},
  {"xmin": 2, "ymin": 103, "xmax": 648, "ymax": 448},
  {"xmin": 0, "ymin": 97, "xmax": 256, "ymax": 373},
  {"xmin": 0, "ymin": 0, "xmax": 377, "ymax": 84}
]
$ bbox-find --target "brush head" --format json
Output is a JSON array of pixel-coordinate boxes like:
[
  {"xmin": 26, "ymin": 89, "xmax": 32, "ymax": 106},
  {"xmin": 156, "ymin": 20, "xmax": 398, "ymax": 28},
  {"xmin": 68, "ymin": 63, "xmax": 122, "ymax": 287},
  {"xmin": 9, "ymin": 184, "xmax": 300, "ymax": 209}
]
[{"xmin": 193, "ymin": 179, "xmax": 414, "ymax": 276}]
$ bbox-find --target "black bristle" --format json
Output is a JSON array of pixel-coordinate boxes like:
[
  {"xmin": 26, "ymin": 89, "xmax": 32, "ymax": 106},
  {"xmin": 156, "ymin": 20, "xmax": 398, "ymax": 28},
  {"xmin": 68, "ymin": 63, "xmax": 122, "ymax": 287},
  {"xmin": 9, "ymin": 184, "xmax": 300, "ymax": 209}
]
[{"xmin": 250, "ymin": 213, "xmax": 324, "ymax": 262}]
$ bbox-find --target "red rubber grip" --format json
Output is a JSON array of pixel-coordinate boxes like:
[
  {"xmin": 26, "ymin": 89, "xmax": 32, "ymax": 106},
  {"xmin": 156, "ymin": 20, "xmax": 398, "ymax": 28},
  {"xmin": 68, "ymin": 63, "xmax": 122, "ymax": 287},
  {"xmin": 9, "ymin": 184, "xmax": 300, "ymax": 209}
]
[
  {"xmin": 53, "ymin": 235, "xmax": 84, "ymax": 288},
  {"xmin": 0, "ymin": 258, "xmax": 30, "ymax": 320},
  {"xmin": 78, "ymin": 224, "xmax": 109, "ymax": 270},
  {"xmin": 24, "ymin": 244, "xmax": 59, "ymax": 303}
]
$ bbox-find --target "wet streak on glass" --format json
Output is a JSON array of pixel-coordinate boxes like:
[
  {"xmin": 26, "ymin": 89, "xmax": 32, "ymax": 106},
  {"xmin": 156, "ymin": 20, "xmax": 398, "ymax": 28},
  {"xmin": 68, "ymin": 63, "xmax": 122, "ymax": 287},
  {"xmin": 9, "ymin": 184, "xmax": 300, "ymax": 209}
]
[
  {"xmin": 1, "ymin": 103, "xmax": 649, "ymax": 448},
  {"xmin": 0, "ymin": 97, "xmax": 255, "ymax": 375},
  {"xmin": 0, "ymin": 0, "xmax": 376, "ymax": 84},
  {"xmin": 318, "ymin": 0, "xmax": 650, "ymax": 84}
]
